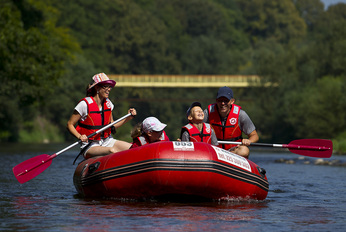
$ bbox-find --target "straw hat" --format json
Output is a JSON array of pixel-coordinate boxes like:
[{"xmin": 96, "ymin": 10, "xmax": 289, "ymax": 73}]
[{"xmin": 87, "ymin": 73, "xmax": 116, "ymax": 93}]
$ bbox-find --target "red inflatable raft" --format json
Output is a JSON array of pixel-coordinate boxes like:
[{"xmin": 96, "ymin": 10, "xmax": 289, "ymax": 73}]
[{"xmin": 73, "ymin": 141, "xmax": 269, "ymax": 200}]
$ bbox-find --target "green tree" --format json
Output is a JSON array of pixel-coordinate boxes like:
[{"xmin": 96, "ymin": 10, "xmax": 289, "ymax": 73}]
[
  {"xmin": 309, "ymin": 3, "xmax": 346, "ymax": 77},
  {"xmin": 235, "ymin": 0, "xmax": 307, "ymax": 44},
  {"xmin": 283, "ymin": 77, "xmax": 346, "ymax": 139},
  {"xmin": 248, "ymin": 40, "xmax": 300, "ymax": 142},
  {"xmin": 180, "ymin": 36, "xmax": 232, "ymax": 74},
  {"xmin": 50, "ymin": 0, "xmax": 115, "ymax": 72},
  {"xmin": 0, "ymin": 0, "xmax": 79, "ymax": 141},
  {"xmin": 106, "ymin": 1, "xmax": 179, "ymax": 74},
  {"xmin": 163, "ymin": 0, "xmax": 250, "ymax": 74},
  {"xmin": 294, "ymin": 0, "xmax": 325, "ymax": 31},
  {"xmin": 52, "ymin": 0, "xmax": 180, "ymax": 74}
]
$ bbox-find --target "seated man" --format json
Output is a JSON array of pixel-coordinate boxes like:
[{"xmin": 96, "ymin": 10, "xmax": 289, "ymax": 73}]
[{"xmin": 204, "ymin": 86, "xmax": 259, "ymax": 158}]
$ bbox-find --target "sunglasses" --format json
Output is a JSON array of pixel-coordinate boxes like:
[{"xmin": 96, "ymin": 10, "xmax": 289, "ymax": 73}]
[{"xmin": 101, "ymin": 85, "xmax": 113, "ymax": 90}]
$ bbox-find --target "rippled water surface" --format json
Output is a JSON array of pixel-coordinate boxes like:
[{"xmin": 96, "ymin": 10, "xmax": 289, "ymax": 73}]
[{"xmin": 1, "ymin": 143, "xmax": 345, "ymax": 231}]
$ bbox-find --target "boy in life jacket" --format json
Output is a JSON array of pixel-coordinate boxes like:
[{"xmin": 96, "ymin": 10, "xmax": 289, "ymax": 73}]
[
  {"xmin": 130, "ymin": 117, "xmax": 170, "ymax": 148},
  {"xmin": 180, "ymin": 102, "xmax": 218, "ymax": 145},
  {"xmin": 203, "ymin": 86, "xmax": 259, "ymax": 158}
]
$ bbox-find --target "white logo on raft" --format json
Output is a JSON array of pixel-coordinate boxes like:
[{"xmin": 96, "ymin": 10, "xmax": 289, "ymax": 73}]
[
  {"xmin": 173, "ymin": 141, "xmax": 195, "ymax": 151},
  {"xmin": 212, "ymin": 146, "xmax": 251, "ymax": 172}
]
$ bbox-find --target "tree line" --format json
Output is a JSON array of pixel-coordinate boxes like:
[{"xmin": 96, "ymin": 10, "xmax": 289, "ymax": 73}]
[{"xmin": 0, "ymin": 0, "xmax": 345, "ymax": 153}]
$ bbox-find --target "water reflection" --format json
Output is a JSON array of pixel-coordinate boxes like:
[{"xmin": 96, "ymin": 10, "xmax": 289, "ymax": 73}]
[
  {"xmin": 2, "ymin": 145, "xmax": 346, "ymax": 231},
  {"xmin": 290, "ymin": 205, "xmax": 332, "ymax": 225},
  {"xmin": 13, "ymin": 196, "xmax": 46, "ymax": 218},
  {"xmin": 62, "ymin": 198, "xmax": 269, "ymax": 231},
  {"xmin": 9, "ymin": 194, "xmax": 268, "ymax": 231}
]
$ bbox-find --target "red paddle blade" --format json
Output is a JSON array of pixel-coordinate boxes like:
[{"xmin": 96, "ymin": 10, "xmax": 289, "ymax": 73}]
[
  {"xmin": 287, "ymin": 139, "xmax": 333, "ymax": 158},
  {"xmin": 13, "ymin": 154, "xmax": 53, "ymax": 184}
]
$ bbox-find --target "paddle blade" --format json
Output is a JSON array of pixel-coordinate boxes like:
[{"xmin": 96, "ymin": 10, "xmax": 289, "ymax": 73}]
[
  {"xmin": 288, "ymin": 139, "xmax": 333, "ymax": 158},
  {"xmin": 13, "ymin": 154, "xmax": 53, "ymax": 184}
]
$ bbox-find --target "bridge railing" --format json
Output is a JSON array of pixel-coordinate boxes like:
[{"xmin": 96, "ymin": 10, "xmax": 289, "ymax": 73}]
[{"xmin": 108, "ymin": 75, "xmax": 262, "ymax": 88}]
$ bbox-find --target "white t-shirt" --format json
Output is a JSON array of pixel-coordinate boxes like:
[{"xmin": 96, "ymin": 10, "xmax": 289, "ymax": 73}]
[{"xmin": 74, "ymin": 98, "xmax": 114, "ymax": 121}]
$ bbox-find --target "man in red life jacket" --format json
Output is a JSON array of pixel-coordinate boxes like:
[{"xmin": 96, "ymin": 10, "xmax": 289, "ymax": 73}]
[
  {"xmin": 203, "ymin": 86, "xmax": 259, "ymax": 158},
  {"xmin": 180, "ymin": 102, "xmax": 218, "ymax": 145}
]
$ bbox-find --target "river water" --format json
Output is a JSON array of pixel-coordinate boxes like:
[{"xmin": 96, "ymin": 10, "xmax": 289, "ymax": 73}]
[{"xmin": 1, "ymin": 143, "xmax": 345, "ymax": 231}]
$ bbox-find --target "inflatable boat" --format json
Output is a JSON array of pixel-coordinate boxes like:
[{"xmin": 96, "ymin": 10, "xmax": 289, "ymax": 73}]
[{"xmin": 73, "ymin": 141, "xmax": 269, "ymax": 201}]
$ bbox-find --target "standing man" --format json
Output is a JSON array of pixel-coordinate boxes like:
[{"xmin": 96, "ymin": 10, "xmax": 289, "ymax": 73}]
[{"xmin": 203, "ymin": 86, "xmax": 259, "ymax": 158}]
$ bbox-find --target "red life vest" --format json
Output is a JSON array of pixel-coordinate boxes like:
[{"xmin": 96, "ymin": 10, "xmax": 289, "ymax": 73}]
[
  {"xmin": 207, "ymin": 103, "xmax": 243, "ymax": 150},
  {"xmin": 76, "ymin": 97, "xmax": 112, "ymax": 140},
  {"xmin": 181, "ymin": 123, "xmax": 212, "ymax": 144},
  {"xmin": 131, "ymin": 131, "xmax": 169, "ymax": 148}
]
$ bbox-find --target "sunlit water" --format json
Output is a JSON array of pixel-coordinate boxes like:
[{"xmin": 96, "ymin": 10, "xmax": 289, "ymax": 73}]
[{"xmin": 1, "ymin": 143, "xmax": 345, "ymax": 231}]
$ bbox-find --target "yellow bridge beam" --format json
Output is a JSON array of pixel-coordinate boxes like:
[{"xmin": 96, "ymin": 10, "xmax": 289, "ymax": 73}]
[{"xmin": 108, "ymin": 75, "xmax": 261, "ymax": 88}]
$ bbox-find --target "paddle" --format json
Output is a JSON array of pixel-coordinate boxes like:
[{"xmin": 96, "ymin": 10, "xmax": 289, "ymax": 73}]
[
  {"xmin": 13, "ymin": 113, "xmax": 132, "ymax": 184},
  {"xmin": 218, "ymin": 139, "xmax": 333, "ymax": 158}
]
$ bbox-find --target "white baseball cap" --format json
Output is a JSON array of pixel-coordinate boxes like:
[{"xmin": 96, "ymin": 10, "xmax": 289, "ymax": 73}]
[{"xmin": 142, "ymin": 117, "xmax": 167, "ymax": 133}]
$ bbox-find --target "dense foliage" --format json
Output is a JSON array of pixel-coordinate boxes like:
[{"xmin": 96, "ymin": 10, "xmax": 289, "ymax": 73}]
[{"xmin": 1, "ymin": 0, "xmax": 345, "ymax": 152}]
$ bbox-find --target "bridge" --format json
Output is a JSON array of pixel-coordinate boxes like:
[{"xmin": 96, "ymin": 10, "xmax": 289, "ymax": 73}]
[{"xmin": 108, "ymin": 75, "xmax": 262, "ymax": 88}]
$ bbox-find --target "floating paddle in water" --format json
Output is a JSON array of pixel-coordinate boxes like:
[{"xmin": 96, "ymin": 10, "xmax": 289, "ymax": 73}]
[
  {"xmin": 218, "ymin": 139, "xmax": 333, "ymax": 158},
  {"xmin": 13, "ymin": 113, "xmax": 132, "ymax": 184}
]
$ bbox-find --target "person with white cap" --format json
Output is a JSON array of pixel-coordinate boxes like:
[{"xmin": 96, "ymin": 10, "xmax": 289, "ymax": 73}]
[
  {"xmin": 130, "ymin": 116, "xmax": 169, "ymax": 148},
  {"xmin": 203, "ymin": 86, "xmax": 259, "ymax": 158},
  {"xmin": 180, "ymin": 102, "xmax": 218, "ymax": 145},
  {"xmin": 67, "ymin": 73, "xmax": 137, "ymax": 159}
]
